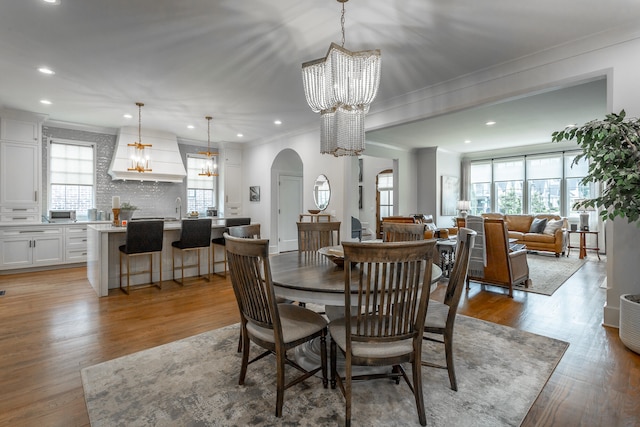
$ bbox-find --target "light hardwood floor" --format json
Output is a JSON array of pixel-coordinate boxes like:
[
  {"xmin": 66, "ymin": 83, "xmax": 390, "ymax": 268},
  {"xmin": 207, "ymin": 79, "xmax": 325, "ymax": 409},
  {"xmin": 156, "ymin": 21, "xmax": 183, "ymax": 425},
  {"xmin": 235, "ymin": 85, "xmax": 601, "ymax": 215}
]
[{"xmin": 0, "ymin": 256, "xmax": 638, "ymax": 426}]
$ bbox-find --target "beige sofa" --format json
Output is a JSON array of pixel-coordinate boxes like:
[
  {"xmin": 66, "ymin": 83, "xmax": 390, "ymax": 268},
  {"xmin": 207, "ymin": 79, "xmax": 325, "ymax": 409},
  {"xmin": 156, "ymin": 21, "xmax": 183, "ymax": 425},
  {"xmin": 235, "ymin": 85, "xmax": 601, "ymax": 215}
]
[{"xmin": 481, "ymin": 213, "xmax": 567, "ymax": 257}]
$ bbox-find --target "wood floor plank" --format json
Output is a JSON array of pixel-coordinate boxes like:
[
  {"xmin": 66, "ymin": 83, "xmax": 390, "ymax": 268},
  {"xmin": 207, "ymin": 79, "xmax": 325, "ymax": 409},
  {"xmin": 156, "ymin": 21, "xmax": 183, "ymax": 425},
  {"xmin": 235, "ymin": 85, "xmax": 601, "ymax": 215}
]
[{"xmin": 1, "ymin": 257, "xmax": 639, "ymax": 426}]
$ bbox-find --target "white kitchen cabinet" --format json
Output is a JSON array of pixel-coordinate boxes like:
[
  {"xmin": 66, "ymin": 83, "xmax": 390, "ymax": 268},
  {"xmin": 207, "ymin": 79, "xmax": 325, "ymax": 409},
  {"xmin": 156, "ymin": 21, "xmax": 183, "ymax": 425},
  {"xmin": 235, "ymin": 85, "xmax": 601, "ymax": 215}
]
[
  {"xmin": 0, "ymin": 226, "xmax": 63, "ymax": 269},
  {"xmin": 0, "ymin": 110, "xmax": 44, "ymax": 224},
  {"xmin": 65, "ymin": 225, "xmax": 88, "ymax": 262},
  {"xmin": 0, "ymin": 116, "xmax": 40, "ymax": 143},
  {"xmin": 0, "ymin": 141, "xmax": 40, "ymax": 208},
  {"xmin": 223, "ymin": 147, "xmax": 242, "ymax": 216},
  {"xmin": 224, "ymin": 163, "xmax": 242, "ymax": 216}
]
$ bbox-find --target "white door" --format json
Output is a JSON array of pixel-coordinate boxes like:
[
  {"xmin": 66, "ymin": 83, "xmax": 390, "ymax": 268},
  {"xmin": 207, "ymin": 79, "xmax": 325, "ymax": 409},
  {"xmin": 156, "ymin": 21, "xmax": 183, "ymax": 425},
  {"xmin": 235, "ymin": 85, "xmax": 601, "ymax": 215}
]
[{"xmin": 278, "ymin": 175, "xmax": 302, "ymax": 252}]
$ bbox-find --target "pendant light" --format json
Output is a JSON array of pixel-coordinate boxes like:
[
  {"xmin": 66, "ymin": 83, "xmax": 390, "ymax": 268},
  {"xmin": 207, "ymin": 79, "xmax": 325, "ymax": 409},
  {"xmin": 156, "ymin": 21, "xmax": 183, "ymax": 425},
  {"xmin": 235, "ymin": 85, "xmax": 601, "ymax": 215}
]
[
  {"xmin": 127, "ymin": 102, "xmax": 152, "ymax": 172},
  {"xmin": 198, "ymin": 116, "xmax": 218, "ymax": 177}
]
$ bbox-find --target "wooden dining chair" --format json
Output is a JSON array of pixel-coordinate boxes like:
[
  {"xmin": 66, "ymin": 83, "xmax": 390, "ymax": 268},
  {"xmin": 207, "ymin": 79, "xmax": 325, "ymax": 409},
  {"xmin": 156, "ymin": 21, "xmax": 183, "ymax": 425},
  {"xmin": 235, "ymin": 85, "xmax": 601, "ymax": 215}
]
[
  {"xmin": 382, "ymin": 222, "xmax": 425, "ymax": 242},
  {"xmin": 224, "ymin": 233, "xmax": 328, "ymax": 418},
  {"xmin": 422, "ymin": 227, "xmax": 476, "ymax": 391},
  {"xmin": 228, "ymin": 223, "xmax": 261, "ymax": 239},
  {"xmin": 296, "ymin": 221, "xmax": 341, "ymax": 258},
  {"xmin": 329, "ymin": 239, "xmax": 437, "ymax": 427},
  {"xmin": 227, "ymin": 223, "xmax": 261, "ymax": 352}
]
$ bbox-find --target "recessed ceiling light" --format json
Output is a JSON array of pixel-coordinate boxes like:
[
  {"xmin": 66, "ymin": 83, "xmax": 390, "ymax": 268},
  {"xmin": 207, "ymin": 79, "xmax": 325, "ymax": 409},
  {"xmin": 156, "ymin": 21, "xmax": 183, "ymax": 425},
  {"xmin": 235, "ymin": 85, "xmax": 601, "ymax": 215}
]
[
  {"xmin": 123, "ymin": 114, "xmax": 132, "ymax": 119},
  {"xmin": 565, "ymin": 123, "xmax": 577, "ymax": 128},
  {"xmin": 485, "ymin": 121, "xmax": 496, "ymax": 126},
  {"xmin": 237, "ymin": 133, "xmax": 243, "ymax": 138},
  {"xmin": 187, "ymin": 125, "xmax": 195, "ymax": 129},
  {"xmin": 464, "ymin": 140, "xmax": 471, "ymax": 144},
  {"xmin": 38, "ymin": 67, "xmax": 55, "ymax": 75},
  {"xmin": 274, "ymin": 120, "xmax": 282, "ymax": 125},
  {"xmin": 40, "ymin": 99, "xmax": 52, "ymax": 105},
  {"xmin": 42, "ymin": 0, "xmax": 60, "ymax": 4}
]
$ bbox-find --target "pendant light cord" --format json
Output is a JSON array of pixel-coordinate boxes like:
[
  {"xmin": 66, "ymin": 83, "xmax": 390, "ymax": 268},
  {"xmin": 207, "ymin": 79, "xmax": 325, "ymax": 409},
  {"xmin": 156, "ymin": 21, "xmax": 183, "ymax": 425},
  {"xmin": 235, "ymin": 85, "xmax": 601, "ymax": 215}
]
[{"xmin": 340, "ymin": 1, "xmax": 346, "ymax": 47}]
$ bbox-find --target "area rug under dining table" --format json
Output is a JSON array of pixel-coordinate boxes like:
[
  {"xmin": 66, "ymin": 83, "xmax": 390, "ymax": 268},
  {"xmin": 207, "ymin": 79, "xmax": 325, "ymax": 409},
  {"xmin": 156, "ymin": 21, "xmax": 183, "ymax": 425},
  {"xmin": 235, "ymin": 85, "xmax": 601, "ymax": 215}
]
[{"xmin": 81, "ymin": 315, "xmax": 568, "ymax": 426}]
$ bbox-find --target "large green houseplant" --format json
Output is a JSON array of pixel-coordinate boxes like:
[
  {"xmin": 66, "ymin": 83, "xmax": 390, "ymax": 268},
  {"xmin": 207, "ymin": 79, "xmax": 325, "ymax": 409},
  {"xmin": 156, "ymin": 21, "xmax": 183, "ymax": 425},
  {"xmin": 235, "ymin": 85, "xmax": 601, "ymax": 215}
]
[
  {"xmin": 553, "ymin": 110, "xmax": 640, "ymax": 354},
  {"xmin": 552, "ymin": 110, "xmax": 640, "ymax": 224}
]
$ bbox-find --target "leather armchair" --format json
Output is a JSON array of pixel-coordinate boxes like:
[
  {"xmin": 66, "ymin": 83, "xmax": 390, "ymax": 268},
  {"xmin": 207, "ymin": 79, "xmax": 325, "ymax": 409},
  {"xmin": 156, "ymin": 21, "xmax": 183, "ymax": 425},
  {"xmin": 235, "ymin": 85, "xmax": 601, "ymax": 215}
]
[{"xmin": 464, "ymin": 218, "xmax": 531, "ymax": 298}]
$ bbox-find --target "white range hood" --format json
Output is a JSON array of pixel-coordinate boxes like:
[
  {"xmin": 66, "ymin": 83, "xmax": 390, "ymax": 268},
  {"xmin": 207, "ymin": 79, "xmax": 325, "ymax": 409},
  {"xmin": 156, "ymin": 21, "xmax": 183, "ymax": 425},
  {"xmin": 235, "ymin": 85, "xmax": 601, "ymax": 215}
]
[{"xmin": 108, "ymin": 127, "xmax": 186, "ymax": 183}]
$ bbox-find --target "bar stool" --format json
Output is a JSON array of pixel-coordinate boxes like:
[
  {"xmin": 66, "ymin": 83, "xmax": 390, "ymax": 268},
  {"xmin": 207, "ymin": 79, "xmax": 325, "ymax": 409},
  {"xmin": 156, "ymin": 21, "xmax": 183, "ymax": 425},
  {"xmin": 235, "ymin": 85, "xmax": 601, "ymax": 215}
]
[
  {"xmin": 171, "ymin": 218, "xmax": 212, "ymax": 285},
  {"xmin": 119, "ymin": 220, "xmax": 164, "ymax": 295},
  {"xmin": 211, "ymin": 217, "xmax": 251, "ymax": 277}
]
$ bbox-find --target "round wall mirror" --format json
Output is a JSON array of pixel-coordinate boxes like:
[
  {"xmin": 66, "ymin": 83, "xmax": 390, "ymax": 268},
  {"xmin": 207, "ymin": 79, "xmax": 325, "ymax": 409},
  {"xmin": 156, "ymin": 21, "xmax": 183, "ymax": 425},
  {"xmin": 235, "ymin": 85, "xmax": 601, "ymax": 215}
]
[{"xmin": 313, "ymin": 174, "xmax": 331, "ymax": 211}]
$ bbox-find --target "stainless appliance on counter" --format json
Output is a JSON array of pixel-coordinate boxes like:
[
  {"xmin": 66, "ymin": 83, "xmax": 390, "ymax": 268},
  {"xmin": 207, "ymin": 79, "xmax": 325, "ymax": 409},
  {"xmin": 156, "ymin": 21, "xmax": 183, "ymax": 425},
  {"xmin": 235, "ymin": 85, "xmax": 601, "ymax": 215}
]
[
  {"xmin": 48, "ymin": 209, "xmax": 77, "ymax": 222},
  {"xmin": 206, "ymin": 207, "xmax": 218, "ymax": 217}
]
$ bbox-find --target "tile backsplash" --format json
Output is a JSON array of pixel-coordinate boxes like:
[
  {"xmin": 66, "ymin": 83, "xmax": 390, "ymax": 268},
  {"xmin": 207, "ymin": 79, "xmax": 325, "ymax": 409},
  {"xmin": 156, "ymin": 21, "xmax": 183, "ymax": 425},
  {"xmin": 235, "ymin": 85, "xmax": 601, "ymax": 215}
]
[{"xmin": 42, "ymin": 126, "xmax": 206, "ymax": 219}]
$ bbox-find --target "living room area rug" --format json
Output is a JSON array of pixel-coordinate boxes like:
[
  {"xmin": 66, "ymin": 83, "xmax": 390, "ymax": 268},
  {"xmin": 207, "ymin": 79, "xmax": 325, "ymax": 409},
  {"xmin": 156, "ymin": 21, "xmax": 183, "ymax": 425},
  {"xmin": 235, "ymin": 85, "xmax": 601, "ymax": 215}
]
[
  {"xmin": 516, "ymin": 253, "xmax": 587, "ymax": 296},
  {"xmin": 81, "ymin": 317, "xmax": 568, "ymax": 426}
]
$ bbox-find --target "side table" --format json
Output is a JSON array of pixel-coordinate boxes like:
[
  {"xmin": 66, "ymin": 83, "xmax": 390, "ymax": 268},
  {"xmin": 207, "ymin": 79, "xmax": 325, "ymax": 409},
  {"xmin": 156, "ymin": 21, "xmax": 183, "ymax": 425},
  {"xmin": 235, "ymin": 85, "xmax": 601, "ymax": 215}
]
[
  {"xmin": 567, "ymin": 230, "xmax": 600, "ymax": 260},
  {"xmin": 436, "ymin": 239, "xmax": 457, "ymax": 277}
]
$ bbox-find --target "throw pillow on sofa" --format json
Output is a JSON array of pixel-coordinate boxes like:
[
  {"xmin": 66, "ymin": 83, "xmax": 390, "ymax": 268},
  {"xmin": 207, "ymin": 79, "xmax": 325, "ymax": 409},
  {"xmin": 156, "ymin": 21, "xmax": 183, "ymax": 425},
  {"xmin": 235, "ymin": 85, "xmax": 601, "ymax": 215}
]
[
  {"xmin": 543, "ymin": 219, "xmax": 563, "ymax": 235},
  {"xmin": 529, "ymin": 218, "xmax": 548, "ymax": 233}
]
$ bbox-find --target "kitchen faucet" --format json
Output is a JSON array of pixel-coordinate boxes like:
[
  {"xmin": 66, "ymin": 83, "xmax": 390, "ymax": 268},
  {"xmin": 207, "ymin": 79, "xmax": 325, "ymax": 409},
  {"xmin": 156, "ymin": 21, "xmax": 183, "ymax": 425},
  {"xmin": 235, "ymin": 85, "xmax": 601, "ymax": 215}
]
[{"xmin": 175, "ymin": 197, "xmax": 182, "ymax": 219}]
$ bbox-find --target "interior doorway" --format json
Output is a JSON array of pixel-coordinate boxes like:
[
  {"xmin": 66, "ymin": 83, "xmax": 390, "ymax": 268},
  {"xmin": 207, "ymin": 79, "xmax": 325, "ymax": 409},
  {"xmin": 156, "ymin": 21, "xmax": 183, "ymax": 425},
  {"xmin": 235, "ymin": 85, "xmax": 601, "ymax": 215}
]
[
  {"xmin": 376, "ymin": 169, "xmax": 394, "ymax": 238},
  {"xmin": 271, "ymin": 149, "xmax": 303, "ymax": 253},
  {"xmin": 277, "ymin": 175, "xmax": 302, "ymax": 252}
]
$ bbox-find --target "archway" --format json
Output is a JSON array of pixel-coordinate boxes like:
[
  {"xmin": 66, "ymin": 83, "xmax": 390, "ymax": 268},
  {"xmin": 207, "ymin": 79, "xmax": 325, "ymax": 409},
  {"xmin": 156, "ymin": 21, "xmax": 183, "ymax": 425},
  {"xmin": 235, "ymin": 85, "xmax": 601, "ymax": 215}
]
[{"xmin": 271, "ymin": 149, "xmax": 303, "ymax": 253}]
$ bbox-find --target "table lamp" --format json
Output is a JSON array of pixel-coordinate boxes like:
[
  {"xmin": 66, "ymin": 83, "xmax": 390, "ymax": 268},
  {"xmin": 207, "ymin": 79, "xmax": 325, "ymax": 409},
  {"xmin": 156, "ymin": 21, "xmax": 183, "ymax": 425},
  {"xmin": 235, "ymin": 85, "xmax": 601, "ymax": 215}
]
[
  {"xmin": 575, "ymin": 199, "xmax": 595, "ymax": 231},
  {"xmin": 456, "ymin": 200, "xmax": 470, "ymax": 218}
]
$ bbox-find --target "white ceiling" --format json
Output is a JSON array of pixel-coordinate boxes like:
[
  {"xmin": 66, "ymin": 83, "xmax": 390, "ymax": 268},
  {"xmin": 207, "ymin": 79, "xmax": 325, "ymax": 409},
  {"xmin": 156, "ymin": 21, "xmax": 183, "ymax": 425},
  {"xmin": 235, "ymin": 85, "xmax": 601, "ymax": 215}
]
[{"xmin": 0, "ymin": 0, "xmax": 635, "ymax": 150}]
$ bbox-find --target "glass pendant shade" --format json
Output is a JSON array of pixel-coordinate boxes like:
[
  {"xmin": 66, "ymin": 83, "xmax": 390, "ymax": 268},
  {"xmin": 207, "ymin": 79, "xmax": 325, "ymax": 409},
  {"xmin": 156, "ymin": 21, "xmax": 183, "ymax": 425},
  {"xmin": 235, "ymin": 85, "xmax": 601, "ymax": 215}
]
[
  {"xmin": 198, "ymin": 116, "xmax": 218, "ymax": 177},
  {"xmin": 303, "ymin": 39, "xmax": 381, "ymax": 156},
  {"xmin": 127, "ymin": 102, "xmax": 152, "ymax": 172},
  {"xmin": 302, "ymin": 0, "xmax": 381, "ymax": 156}
]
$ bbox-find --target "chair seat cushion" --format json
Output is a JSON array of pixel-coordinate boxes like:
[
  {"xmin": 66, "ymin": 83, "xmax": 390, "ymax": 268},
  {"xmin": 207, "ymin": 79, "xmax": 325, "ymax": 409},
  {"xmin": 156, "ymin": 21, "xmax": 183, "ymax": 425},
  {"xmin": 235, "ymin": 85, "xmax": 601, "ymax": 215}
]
[
  {"xmin": 172, "ymin": 240, "xmax": 209, "ymax": 249},
  {"xmin": 211, "ymin": 237, "xmax": 226, "ymax": 245},
  {"xmin": 424, "ymin": 300, "xmax": 450, "ymax": 329},
  {"xmin": 329, "ymin": 316, "xmax": 414, "ymax": 359},
  {"xmin": 246, "ymin": 303, "xmax": 327, "ymax": 345}
]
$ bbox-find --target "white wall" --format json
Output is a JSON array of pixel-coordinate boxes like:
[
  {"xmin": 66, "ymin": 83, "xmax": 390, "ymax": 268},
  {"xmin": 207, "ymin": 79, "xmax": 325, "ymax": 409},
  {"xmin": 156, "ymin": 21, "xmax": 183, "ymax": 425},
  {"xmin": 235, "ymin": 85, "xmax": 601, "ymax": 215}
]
[{"xmin": 243, "ymin": 130, "xmax": 348, "ymax": 251}]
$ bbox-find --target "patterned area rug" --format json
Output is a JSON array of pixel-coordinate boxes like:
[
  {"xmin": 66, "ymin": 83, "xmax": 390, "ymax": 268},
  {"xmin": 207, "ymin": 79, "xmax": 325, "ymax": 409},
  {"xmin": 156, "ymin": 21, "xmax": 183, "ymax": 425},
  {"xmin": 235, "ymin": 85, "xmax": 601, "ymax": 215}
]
[
  {"xmin": 81, "ymin": 317, "xmax": 568, "ymax": 426},
  {"xmin": 516, "ymin": 253, "xmax": 587, "ymax": 295}
]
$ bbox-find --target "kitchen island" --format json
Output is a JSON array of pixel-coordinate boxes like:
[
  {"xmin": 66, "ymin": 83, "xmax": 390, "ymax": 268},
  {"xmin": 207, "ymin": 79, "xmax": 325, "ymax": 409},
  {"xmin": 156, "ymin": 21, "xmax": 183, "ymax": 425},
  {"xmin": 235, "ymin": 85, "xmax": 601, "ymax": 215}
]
[{"xmin": 87, "ymin": 220, "xmax": 226, "ymax": 297}]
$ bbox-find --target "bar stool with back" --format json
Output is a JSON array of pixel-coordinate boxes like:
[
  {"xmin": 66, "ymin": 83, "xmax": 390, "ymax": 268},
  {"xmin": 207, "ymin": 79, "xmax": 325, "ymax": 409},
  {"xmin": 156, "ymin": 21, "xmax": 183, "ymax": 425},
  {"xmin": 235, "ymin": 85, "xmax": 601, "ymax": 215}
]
[
  {"xmin": 119, "ymin": 220, "xmax": 164, "ymax": 295},
  {"xmin": 211, "ymin": 217, "xmax": 251, "ymax": 276},
  {"xmin": 171, "ymin": 218, "xmax": 212, "ymax": 285}
]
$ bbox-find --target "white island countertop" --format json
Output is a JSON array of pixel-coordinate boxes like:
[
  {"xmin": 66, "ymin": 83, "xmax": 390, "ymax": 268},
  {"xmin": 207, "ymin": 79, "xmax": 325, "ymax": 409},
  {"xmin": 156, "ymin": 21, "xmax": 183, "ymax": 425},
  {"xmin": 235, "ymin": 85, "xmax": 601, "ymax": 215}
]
[{"xmin": 87, "ymin": 220, "xmax": 227, "ymax": 297}]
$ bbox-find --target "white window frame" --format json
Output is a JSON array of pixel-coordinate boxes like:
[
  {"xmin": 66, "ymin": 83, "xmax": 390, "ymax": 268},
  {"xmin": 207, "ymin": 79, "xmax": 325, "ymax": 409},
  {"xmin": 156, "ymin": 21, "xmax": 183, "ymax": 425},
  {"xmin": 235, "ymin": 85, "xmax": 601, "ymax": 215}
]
[{"xmin": 48, "ymin": 138, "xmax": 96, "ymax": 219}]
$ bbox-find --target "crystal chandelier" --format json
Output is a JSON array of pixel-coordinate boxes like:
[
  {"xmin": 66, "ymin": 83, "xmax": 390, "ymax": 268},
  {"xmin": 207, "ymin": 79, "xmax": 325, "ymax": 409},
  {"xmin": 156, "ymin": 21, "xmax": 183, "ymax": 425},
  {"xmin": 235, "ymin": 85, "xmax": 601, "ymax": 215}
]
[
  {"xmin": 302, "ymin": 0, "xmax": 381, "ymax": 157},
  {"xmin": 198, "ymin": 116, "xmax": 218, "ymax": 177},
  {"xmin": 127, "ymin": 102, "xmax": 152, "ymax": 172}
]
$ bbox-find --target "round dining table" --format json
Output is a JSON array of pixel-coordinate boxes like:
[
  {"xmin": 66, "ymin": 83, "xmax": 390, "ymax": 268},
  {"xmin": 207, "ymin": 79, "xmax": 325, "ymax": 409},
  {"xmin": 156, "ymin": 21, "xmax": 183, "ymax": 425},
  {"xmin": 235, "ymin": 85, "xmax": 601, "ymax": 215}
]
[
  {"xmin": 270, "ymin": 251, "xmax": 442, "ymax": 308},
  {"xmin": 269, "ymin": 250, "xmax": 443, "ymax": 372}
]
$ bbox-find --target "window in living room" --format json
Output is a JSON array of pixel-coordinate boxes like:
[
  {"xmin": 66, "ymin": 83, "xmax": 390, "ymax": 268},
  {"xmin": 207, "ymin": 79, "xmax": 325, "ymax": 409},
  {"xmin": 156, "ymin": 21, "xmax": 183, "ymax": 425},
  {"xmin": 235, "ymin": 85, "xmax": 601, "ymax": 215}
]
[
  {"xmin": 468, "ymin": 151, "xmax": 590, "ymax": 217},
  {"xmin": 527, "ymin": 155, "xmax": 562, "ymax": 214},
  {"xmin": 470, "ymin": 161, "xmax": 491, "ymax": 215},
  {"xmin": 494, "ymin": 157, "xmax": 524, "ymax": 214},
  {"xmin": 565, "ymin": 153, "xmax": 592, "ymax": 218},
  {"xmin": 186, "ymin": 154, "xmax": 217, "ymax": 215}
]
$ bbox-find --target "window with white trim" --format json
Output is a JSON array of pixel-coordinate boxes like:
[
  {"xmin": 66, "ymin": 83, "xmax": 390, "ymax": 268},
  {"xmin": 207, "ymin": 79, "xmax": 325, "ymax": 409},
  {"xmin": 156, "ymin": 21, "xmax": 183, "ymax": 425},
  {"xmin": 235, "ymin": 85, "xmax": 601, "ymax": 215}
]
[
  {"xmin": 49, "ymin": 140, "xmax": 95, "ymax": 218},
  {"xmin": 468, "ymin": 151, "xmax": 591, "ymax": 217},
  {"xmin": 186, "ymin": 155, "xmax": 217, "ymax": 214}
]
